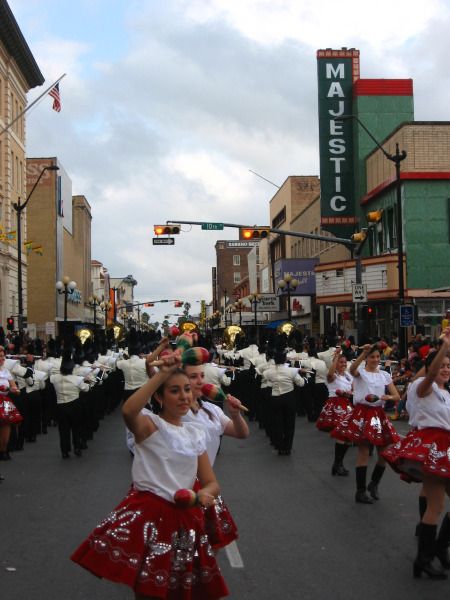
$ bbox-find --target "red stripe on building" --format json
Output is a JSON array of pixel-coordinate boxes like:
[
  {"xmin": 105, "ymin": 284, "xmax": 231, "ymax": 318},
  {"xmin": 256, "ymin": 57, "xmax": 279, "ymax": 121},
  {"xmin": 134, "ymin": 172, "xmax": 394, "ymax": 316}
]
[
  {"xmin": 361, "ymin": 172, "xmax": 450, "ymax": 205},
  {"xmin": 353, "ymin": 79, "xmax": 413, "ymax": 96}
]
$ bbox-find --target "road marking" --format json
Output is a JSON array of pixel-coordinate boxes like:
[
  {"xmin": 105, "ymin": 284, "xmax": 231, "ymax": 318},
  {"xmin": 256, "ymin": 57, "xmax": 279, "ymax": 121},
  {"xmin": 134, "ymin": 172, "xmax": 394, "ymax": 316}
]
[{"xmin": 225, "ymin": 540, "xmax": 244, "ymax": 568}]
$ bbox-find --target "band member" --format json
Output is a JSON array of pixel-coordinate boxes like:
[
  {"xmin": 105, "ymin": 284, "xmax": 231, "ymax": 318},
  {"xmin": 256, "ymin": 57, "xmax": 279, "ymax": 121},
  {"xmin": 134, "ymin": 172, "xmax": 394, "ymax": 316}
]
[
  {"xmin": 0, "ymin": 346, "xmax": 21, "ymax": 463},
  {"xmin": 332, "ymin": 344, "xmax": 400, "ymax": 503},
  {"xmin": 316, "ymin": 347, "xmax": 353, "ymax": 476}
]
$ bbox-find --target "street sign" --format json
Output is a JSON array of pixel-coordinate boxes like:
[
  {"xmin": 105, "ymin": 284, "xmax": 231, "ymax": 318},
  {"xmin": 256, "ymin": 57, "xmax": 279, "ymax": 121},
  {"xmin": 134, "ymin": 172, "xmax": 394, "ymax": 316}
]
[
  {"xmin": 400, "ymin": 305, "xmax": 414, "ymax": 327},
  {"xmin": 352, "ymin": 283, "xmax": 367, "ymax": 303},
  {"xmin": 201, "ymin": 223, "xmax": 224, "ymax": 230},
  {"xmin": 153, "ymin": 237, "xmax": 175, "ymax": 245}
]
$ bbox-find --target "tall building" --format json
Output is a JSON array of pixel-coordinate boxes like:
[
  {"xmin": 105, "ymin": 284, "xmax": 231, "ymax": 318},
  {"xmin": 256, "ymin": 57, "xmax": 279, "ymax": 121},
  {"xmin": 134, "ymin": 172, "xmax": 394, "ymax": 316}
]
[{"xmin": 0, "ymin": 0, "xmax": 44, "ymax": 327}]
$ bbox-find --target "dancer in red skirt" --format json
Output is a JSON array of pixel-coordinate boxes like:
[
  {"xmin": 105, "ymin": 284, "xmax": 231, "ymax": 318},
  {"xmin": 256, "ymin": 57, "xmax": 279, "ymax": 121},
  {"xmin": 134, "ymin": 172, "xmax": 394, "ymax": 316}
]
[
  {"xmin": 183, "ymin": 362, "xmax": 248, "ymax": 549},
  {"xmin": 316, "ymin": 346, "xmax": 353, "ymax": 476},
  {"xmin": 0, "ymin": 346, "xmax": 22, "ymax": 467},
  {"xmin": 331, "ymin": 343, "xmax": 400, "ymax": 503},
  {"xmin": 71, "ymin": 350, "xmax": 229, "ymax": 599},
  {"xmin": 383, "ymin": 331, "xmax": 450, "ymax": 579}
]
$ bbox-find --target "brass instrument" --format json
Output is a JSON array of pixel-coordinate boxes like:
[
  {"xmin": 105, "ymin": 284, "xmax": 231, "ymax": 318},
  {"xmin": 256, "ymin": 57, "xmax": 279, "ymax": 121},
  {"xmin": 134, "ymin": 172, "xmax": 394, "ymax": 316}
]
[
  {"xmin": 179, "ymin": 321, "xmax": 199, "ymax": 334},
  {"xmin": 106, "ymin": 323, "xmax": 125, "ymax": 342},
  {"xmin": 276, "ymin": 321, "xmax": 295, "ymax": 336},
  {"xmin": 76, "ymin": 328, "xmax": 94, "ymax": 344},
  {"xmin": 223, "ymin": 325, "xmax": 244, "ymax": 350}
]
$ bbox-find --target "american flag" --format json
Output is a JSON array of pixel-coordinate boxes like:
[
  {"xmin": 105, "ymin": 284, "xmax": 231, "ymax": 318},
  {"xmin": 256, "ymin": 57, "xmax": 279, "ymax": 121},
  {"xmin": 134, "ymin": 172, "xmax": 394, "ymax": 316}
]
[{"xmin": 48, "ymin": 83, "xmax": 61, "ymax": 112}]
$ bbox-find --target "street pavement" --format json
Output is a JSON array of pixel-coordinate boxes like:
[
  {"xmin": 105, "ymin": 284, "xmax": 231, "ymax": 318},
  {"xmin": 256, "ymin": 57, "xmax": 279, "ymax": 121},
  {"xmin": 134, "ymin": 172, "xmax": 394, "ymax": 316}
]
[{"xmin": 0, "ymin": 408, "xmax": 449, "ymax": 600}]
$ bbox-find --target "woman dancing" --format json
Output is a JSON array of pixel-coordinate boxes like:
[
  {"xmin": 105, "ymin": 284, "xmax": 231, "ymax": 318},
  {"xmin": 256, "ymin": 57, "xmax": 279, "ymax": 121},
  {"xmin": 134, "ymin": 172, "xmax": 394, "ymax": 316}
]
[
  {"xmin": 71, "ymin": 350, "xmax": 229, "ymax": 599},
  {"xmin": 383, "ymin": 330, "xmax": 450, "ymax": 579},
  {"xmin": 332, "ymin": 343, "xmax": 400, "ymax": 503},
  {"xmin": 316, "ymin": 346, "xmax": 353, "ymax": 476}
]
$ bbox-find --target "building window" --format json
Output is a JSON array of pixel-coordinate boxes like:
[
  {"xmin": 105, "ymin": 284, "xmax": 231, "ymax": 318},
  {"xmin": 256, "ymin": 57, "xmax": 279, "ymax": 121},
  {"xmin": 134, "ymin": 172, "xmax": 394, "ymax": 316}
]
[
  {"xmin": 336, "ymin": 268, "xmax": 344, "ymax": 277},
  {"xmin": 233, "ymin": 272, "xmax": 241, "ymax": 284},
  {"xmin": 233, "ymin": 255, "xmax": 240, "ymax": 266},
  {"xmin": 272, "ymin": 206, "xmax": 286, "ymax": 229}
]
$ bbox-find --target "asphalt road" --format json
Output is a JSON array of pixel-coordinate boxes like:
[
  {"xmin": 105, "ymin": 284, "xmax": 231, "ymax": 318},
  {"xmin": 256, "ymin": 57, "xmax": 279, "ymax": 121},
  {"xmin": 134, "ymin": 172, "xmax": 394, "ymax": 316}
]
[{"xmin": 0, "ymin": 408, "xmax": 448, "ymax": 600}]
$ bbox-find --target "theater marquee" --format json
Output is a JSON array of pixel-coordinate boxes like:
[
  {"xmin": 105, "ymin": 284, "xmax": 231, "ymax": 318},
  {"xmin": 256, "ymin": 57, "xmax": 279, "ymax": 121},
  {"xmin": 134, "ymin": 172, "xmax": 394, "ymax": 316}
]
[{"xmin": 317, "ymin": 48, "xmax": 359, "ymax": 238}]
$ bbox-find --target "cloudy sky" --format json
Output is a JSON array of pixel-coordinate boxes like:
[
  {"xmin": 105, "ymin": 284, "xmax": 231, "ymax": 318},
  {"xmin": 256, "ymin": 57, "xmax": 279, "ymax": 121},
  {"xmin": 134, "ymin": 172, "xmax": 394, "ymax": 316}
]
[{"xmin": 8, "ymin": 0, "xmax": 450, "ymax": 323}]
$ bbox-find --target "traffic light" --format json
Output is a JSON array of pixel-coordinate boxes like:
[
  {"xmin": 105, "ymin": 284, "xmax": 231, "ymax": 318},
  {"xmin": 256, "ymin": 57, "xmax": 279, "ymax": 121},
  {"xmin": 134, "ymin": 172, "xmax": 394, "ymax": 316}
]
[
  {"xmin": 351, "ymin": 231, "xmax": 367, "ymax": 243},
  {"xmin": 144, "ymin": 303, "xmax": 154, "ymax": 307},
  {"xmin": 241, "ymin": 227, "xmax": 270, "ymax": 240},
  {"xmin": 6, "ymin": 316, "xmax": 14, "ymax": 331},
  {"xmin": 174, "ymin": 300, "xmax": 183, "ymax": 307},
  {"xmin": 367, "ymin": 306, "xmax": 374, "ymax": 319},
  {"xmin": 366, "ymin": 209, "xmax": 384, "ymax": 223},
  {"xmin": 153, "ymin": 224, "xmax": 181, "ymax": 236}
]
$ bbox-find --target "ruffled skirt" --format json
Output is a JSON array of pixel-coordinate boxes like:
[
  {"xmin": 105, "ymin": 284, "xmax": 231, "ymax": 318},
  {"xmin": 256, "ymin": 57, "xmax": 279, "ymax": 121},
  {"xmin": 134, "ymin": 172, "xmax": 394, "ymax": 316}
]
[
  {"xmin": 0, "ymin": 396, "xmax": 23, "ymax": 424},
  {"xmin": 331, "ymin": 404, "xmax": 400, "ymax": 447},
  {"xmin": 316, "ymin": 396, "xmax": 353, "ymax": 432},
  {"xmin": 382, "ymin": 427, "xmax": 450, "ymax": 482},
  {"xmin": 193, "ymin": 480, "xmax": 238, "ymax": 550},
  {"xmin": 71, "ymin": 487, "xmax": 229, "ymax": 599}
]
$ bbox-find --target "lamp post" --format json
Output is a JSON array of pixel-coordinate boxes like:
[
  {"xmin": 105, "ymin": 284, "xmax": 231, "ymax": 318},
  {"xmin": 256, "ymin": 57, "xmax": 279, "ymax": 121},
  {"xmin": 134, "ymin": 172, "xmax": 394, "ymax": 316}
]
[
  {"xmin": 340, "ymin": 115, "xmax": 407, "ymax": 357},
  {"xmin": 56, "ymin": 276, "xmax": 77, "ymax": 335},
  {"xmin": 14, "ymin": 164, "xmax": 59, "ymax": 329},
  {"xmin": 88, "ymin": 295, "xmax": 101, "ymax": 334},
  {"xmin": 277, "ymin": 274, "xmax": 299, "ymax": 322},
  {"xmin": 100, "ymin": 300, "xmax": 112, "ymax": 330},
  {"xmin": 248, "ymin": 293, "xmax": 260, "ymax": 341},
  {"xmin": 234, "ymin": 299, "xmax": 244, "ymax": 327}
]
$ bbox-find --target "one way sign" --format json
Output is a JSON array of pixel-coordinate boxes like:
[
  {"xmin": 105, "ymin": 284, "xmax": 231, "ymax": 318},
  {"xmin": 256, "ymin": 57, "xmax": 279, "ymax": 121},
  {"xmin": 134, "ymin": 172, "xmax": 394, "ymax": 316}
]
[
  {"xmin": 352, "ymin": 283, "xmax": 367, "ymax": 303},
  {"xmin": 153, "ymin": 238, "xmax": 175, "ymax": 246}
]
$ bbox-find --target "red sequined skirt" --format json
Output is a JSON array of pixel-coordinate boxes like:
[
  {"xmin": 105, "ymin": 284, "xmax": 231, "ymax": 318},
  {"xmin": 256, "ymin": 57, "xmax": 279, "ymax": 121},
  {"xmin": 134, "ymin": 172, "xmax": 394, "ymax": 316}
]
[
  {"xmin": 71, "ymin": 487, "xmax": 229, "ymax": 599},
  {"xmin": 316, "ymin": 396, "xmax": 353, "ymax": 432},
  {"xmin": 382, "ymin": 427, "xmax": 450, "ymax": 482},
  {"xmin": 331, "ymin": 404, "xmax": 400, "ymax": 447},
  {"xmin": 0, "ymin": 396, "xmax": 23, "ymax": 424},
  {"xmin": 193, "ymin": 480, "xmax": 238, "ymax": 550}
]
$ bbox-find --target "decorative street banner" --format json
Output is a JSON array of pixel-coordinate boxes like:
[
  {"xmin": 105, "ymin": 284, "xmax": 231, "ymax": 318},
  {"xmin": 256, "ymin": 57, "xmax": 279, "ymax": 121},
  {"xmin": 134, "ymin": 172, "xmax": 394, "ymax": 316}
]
[{"xmin": 317, "ymin": 48, "xmax": 359, "ymax": 238}]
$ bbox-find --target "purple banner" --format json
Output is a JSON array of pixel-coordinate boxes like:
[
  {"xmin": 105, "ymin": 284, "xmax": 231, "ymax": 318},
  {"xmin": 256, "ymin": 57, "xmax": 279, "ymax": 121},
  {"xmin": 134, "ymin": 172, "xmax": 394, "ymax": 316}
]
[{"xmin": 274, "ymin": 258, "xmax": 319, "ymax": 295}]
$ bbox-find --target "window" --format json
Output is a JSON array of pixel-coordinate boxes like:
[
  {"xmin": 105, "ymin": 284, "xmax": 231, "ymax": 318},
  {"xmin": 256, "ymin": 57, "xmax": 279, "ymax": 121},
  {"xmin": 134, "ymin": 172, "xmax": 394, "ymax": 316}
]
[
  {"xmin": 233, "ymin": 272, "xmax": 241, "ymax": 284},
  {"xmin": 272, "ymin": 207, "xmax": 286, "ymax": 229},
  {"xmin": 233, "ymin": 255, "xmax": 240, "ymax": 266}
]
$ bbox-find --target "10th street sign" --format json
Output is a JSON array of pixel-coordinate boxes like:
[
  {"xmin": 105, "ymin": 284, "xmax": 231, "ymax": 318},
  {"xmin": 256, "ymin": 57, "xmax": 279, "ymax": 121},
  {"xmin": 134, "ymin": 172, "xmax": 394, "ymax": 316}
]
[{"xmin": 153, "ymin": 238, "xmax": 175, "ymax": 245}]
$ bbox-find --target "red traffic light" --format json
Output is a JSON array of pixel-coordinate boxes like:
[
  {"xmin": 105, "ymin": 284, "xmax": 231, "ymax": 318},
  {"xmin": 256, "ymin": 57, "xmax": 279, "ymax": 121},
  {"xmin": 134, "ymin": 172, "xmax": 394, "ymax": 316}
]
[
  {"xmin": 6, "ymin": 316, "xmax": 14, "ymax": 331},
  {"xmin": 174, "ymin": 301, "xmax": 183, "ymax": 308}
]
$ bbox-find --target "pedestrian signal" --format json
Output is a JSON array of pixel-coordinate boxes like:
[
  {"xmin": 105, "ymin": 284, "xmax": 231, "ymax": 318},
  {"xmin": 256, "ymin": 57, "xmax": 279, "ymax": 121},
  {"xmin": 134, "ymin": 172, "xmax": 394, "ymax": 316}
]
[
  {"xmin": 153, "ymin": 225, "xmax": 181, "ymax": 235},
  {"xmin": 241, "ymin": 227, "xmax": 270, "ymax": 240}
]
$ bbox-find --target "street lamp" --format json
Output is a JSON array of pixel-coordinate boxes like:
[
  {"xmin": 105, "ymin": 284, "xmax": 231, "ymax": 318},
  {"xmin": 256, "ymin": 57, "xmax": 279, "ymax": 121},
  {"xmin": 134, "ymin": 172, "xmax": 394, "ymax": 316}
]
[
  {"xmin": 88, "ymin": 295, "xmax": 101, "ymax": 333},
  {"xmin": 248, "ymin": 293, "xmax": 261, "ymax": 341},
  {"xmin": 339, "ymin": 114, "xmax": 407, "ymax": 356},
  {"xmin": 56, "ymin": 276, "xmax": 77, "ymax": 334},
  {"xmin": 14, "ymin": 164, "xmax": 59, "ymax": 329},
  {"xmin": 234, "ymin": 299, "xmax": 245, "ymax": 327},
  {"xmin": 99, "ymin": 300, "xmax": 112, "ymax": 330},
  {"xmin": 278, "ymin": 274, "xmax": 299, "ymax": 322}
]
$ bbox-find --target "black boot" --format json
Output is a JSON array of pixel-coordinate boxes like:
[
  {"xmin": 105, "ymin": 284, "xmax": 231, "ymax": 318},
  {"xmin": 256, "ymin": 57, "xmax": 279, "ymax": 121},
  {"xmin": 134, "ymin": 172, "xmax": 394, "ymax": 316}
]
[
  {"xmin": 436, "ymin": 514, "xmax": 450, "ymax": 569},
  {"xmin": 415, "ymin": 495, "xmax": 427, "ymax": 537},
  {"xmin": 332, "ymin": 443, "xmax": 349, "ymax": 476},
  {"xmin": 414, "ymin": 523, "xmax": 447, "ymax": 579},
  {"xmin": 355, "ymin": 466, "xmax": 373, "ymax": 504},
  {"xmin": 367, "ymin": 464, "xmax": 385, "ymax": 500}
]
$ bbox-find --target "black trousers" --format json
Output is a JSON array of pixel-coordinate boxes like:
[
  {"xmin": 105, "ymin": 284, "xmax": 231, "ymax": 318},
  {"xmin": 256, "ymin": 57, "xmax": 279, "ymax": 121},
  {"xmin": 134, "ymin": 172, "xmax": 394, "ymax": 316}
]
[
  {"xmin": 25, "ymin": 390, "xmax": 42, "ymax": 441},
  {"xmin": 272, "ymin": 391, "xmax": 297, "ymax": 452},
  {"xmin": 56, "ymin": 399, "xmax": 83, "ymax": 454},
  {"xmin": 8, "ymin": 389, "xmax": 26, "ymax": 450}
]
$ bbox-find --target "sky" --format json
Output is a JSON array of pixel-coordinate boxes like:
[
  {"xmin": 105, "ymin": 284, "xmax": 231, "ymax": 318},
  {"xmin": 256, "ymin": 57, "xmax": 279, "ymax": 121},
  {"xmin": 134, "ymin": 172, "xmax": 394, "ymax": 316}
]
[{"xmin": 7, "ymin": 0, "xmax": 450, "ymax": 324}]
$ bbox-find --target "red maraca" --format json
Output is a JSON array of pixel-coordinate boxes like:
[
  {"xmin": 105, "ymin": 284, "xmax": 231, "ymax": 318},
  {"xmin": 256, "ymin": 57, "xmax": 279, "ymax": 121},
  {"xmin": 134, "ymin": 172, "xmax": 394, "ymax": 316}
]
[
  {"xmin": 182, "ymin": 347, "xmax": 209, "ymax": 366},
  {"xmin": 169, "ymin": 325, "xmax": 180, "ymax": 337},
  {"xmin": 376, "ymin": 341, "xmax": 388, "ymax": 351},
  {"xmin": 365, "ymin": 394, "xmax": 380, "ymax": 403},
  {"xmin": 174, "ymin": 488, "xmax": 198, "ymax": 508},
  {"xmin": 336, "ymin": 389, "xmax": 351, "ymax": 398},
  {"xmin": 341, "ymin": 340, "xmax": 351, "ymax": 350}
]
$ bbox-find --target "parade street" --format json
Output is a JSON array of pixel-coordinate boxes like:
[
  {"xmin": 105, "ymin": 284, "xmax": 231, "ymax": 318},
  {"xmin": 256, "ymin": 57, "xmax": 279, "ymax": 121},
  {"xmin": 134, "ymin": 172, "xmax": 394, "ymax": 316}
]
[{"xmin": 0, "ymin": 409, "xmax": 448, "ymax": 600}]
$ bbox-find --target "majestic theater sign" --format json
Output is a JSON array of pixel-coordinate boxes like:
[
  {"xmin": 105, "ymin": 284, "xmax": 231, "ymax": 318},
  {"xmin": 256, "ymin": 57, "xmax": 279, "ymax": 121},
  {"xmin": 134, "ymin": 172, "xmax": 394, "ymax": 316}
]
[{"xmin": 317, "ymin": 48, "xmax": 359, "ymax": 238}]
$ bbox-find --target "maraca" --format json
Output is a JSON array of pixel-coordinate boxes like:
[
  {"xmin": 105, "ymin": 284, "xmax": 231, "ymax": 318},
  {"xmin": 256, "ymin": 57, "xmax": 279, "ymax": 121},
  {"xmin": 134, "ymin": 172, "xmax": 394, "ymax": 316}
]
[
  {"xmin": 365, "ymin": 394, "xmax": 379, "ymax": 403},
  {"xmin": 174, "ymin": 488, "xmax": 198, "ymax": 508},
  {"xmin": 336, "ymin": 389, "xmax": 351, "ymax": 398},
  {"xmin": 169, "ymin": 325, "xmax": 180, "ymax": 337},
  {"xmin": 341, "ymin": 340, "xmax": 351, "ymax": 350},
  {"xmin": 201, "ymin": 383, "xmax": 249, "ymax": 412},
  {"xmin": 176, "ymin": 333, "xmax": 194, "ymax": 352},
  {"xmin": 181, "ymin": 347, "xmax": 210, "ymax": 366}
]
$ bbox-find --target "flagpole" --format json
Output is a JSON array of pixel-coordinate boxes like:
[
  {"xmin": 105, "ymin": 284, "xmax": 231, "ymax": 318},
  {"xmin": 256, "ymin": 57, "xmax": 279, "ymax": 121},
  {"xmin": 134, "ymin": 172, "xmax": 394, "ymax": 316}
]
[{"xmin": 0, "ymin": 73, "xmax": 66, "ymax": 137}]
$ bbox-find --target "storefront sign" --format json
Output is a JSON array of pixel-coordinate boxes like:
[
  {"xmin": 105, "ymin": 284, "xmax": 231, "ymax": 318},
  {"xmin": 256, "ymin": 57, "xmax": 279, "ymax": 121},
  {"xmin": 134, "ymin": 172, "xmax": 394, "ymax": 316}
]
[{"xmin": 274, "ymin": 258, "xmax": 319, "ymax": 295}]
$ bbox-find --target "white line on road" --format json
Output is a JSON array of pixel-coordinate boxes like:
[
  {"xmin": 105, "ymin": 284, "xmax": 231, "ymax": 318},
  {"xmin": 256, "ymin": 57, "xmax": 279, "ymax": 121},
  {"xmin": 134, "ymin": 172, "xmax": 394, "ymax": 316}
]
[{"xmin": 225, "ymin": 540, "xmax": 244, "ymax": 568}]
